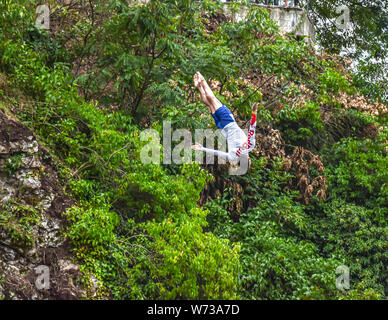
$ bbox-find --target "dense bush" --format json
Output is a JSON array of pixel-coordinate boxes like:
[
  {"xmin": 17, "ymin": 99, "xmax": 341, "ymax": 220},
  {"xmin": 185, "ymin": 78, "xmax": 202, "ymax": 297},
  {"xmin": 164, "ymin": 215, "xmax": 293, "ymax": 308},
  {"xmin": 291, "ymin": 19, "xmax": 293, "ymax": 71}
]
[{"xmin": 305, "ymin": 200, "xmax": 387, "ymax": 297}]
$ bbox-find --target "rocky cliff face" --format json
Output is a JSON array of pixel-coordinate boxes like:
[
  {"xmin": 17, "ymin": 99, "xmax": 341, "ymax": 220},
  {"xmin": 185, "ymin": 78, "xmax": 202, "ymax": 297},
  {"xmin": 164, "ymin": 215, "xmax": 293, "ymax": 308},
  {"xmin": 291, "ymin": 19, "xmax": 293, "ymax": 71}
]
[{"xmin": 0, "ymin": 109, "xmax": 82, "ymax": 299}]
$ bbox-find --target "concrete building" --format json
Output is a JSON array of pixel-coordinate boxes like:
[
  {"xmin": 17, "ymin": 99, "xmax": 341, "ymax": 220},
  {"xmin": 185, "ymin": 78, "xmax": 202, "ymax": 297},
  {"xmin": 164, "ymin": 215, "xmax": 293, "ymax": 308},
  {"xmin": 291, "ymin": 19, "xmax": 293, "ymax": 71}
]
[{"xmin": 223, "ymin": 2, "xmax": 315, "ymax": 42}]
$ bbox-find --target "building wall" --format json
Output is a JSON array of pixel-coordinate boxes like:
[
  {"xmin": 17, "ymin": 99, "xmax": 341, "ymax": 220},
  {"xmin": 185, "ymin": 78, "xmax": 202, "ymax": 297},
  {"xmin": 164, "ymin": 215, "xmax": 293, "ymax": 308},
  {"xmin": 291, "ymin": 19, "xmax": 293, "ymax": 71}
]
[{"xmin": 223, "ymin": 3, "xmax": 315, "ymax": 41}]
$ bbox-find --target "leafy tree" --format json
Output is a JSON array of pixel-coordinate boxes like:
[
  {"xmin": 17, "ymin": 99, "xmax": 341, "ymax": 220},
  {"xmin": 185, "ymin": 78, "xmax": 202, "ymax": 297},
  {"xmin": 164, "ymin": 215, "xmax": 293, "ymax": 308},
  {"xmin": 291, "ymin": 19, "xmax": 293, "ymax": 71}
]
[{"xmin": 308, "ymin": 0, "xmax": 387, "ymax": 102}]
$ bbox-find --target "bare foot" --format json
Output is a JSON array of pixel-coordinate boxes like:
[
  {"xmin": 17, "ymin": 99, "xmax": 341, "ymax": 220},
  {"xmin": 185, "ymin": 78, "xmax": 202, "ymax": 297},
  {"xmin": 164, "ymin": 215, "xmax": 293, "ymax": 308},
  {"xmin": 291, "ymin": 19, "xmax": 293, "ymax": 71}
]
[
  {"xmin": 196, "ymin": 72, "xmax": 205, "ymax": 87},
  {"xmin": 193, "ymin": 72, "xmax": 200, "ymax": 88},
  {"xmin": 194, "ymin": 71, "xmax": 205, "ymax": 89}
]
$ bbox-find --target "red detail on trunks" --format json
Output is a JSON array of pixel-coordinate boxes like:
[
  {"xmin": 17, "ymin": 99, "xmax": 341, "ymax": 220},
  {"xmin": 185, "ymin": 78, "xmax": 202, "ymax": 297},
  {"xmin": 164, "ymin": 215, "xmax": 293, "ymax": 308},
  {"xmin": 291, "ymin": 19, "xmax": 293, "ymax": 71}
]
[
  {"xmin": 250, "ymin": 113, "xmax": 257, "ymax": 126},
  {"xmin": 233, "ymin": 112, "xmax": 257, "ymax": 159}
]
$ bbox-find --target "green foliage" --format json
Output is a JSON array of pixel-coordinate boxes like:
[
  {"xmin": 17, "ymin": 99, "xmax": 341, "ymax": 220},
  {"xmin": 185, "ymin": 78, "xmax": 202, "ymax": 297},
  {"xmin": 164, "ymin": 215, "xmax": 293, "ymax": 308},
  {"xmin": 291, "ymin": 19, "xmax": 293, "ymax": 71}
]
[
  {"xmin": 206, "ymin": 158, "xmax": 340, "ymax": 299},
  {"xmin": 318, "ymin": 68, "xmax": 354, "ymax": 96},
  {"xmin": 118, "ymin": 162, "xmax": 209, "ymax": 221},
  {"xmin": 323, "ymin": 134, "xmax": 388, "ymax": 214},
  {"xmin": 65, "ymin": 163, "xmax": 240, "ymax": 299},
  {"xmin": 0, "ymin": 202, "xmax": 40, "ymax": 248},
  {"xmin": 275, "ymin": 101, "xmax": 324, "ymax": 147},
  {"xmin": 127, "ymin": 208, "xmax": 241, "ymax": 299},
  {"xmin": 305, "ymin": 129, "xmax": 388, "ymax": 297},
  {"xmin": 311, "ymin": 0, "xmax": 387, "ymax": 102},
  {"xmin": 0, "ymin": 0, "xmax": 36, "ymax": 40},
  {"xmin": 305, "ymin": 200, "xmax": 387, "ymax": 297},
  {"xmin": 75, "ymin": 0, "xmax": 213, "ymax": 116},
  {"xmin": 204, "ymin": 188, "xmax": 236, "ymax": 240},
  {"xmin": 339, "ymin": 281, "xmax": 382, "ymax": 300},
  {"xmin": 66, "ymin": 202, "xmax": 119, "ymax": 250},
  {"xmin": 237, "ymin": 219, "xmax": 340, "ymax": 300},
  {"xmin": 352, "ymin": 61, "xmax": 387, "ymax": 103},
  {"xmin": 3, "ymin": 153, "xmax": 25, "ymax": 177},
  {"xmin": 24, "ymin": 28, "xmax": 71, "ymax": 68}
]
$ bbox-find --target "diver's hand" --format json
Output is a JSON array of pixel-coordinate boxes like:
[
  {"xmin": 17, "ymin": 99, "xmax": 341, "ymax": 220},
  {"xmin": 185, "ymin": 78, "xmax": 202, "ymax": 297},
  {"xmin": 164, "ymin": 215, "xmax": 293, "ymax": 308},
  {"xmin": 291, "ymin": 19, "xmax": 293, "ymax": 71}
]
[
  {"xmin": 252, "ymin": 102, "xmax": 259, "ymax": 113},
  {"xmin": 191, "ymin": 143, "xmax": 203, "ymax": 151}
]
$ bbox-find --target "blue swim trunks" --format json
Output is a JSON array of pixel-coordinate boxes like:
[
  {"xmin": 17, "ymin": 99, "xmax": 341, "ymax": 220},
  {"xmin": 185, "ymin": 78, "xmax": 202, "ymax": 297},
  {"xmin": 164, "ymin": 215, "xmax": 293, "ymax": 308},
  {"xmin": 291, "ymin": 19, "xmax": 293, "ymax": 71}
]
[{"xmin": 212, "ymin": 105, "xmax": 235, "ymax": 129}]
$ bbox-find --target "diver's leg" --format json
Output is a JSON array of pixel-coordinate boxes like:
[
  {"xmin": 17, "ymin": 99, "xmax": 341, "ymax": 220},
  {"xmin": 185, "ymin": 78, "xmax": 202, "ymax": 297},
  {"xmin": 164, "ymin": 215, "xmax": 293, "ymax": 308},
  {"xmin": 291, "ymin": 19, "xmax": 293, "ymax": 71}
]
[
  {"xmin": 194, "ymin": 72, "xmax": 215, "ymax": 113},
  {"xmin": 196, "ymin": 72, "xmax": 223, "ymax": 113}
]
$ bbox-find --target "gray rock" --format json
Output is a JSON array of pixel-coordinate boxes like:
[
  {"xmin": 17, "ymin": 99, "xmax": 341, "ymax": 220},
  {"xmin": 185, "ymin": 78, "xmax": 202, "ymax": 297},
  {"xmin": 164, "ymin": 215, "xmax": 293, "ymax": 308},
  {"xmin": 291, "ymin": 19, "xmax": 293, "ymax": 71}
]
[{"xmin": 0, "ymin": 110, "xmax": 83, "ymax": 300}]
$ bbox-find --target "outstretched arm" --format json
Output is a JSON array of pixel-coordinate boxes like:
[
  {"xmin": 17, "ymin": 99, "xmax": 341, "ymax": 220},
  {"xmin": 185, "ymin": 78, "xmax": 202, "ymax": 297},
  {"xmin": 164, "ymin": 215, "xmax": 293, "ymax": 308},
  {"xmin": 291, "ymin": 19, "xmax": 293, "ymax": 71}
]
[{"xmin": 192, "ymin": 143, "xmax": 239, "ymax": 161}]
